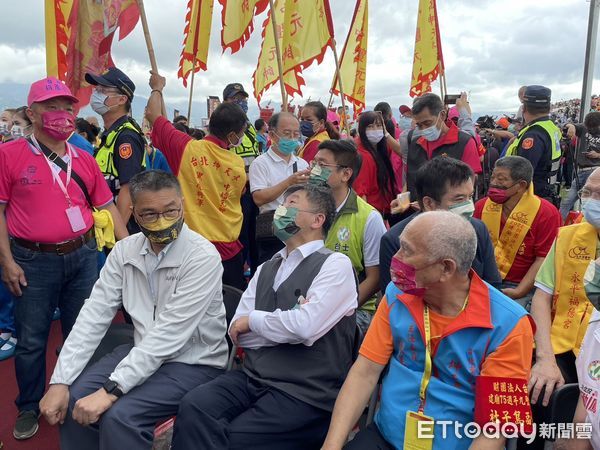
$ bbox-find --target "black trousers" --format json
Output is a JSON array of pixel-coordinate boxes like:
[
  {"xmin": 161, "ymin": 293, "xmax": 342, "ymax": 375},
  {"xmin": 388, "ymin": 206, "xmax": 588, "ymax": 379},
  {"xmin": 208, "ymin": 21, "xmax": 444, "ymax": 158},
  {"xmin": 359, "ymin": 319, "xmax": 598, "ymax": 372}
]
[
  {"xmin": 517, "ymin": 351, "xmax": 578, "ymax": 450},
  {"xmin": 344, "ymin": 423, "xmax": 394, "ymax": 450},
  {"xmin": 222, "ymin": 251, "xmax": 246, "ymax": 291},
  {"xmin": 171, "ymin": 370, "xmax": 331, "ymax": 450}
]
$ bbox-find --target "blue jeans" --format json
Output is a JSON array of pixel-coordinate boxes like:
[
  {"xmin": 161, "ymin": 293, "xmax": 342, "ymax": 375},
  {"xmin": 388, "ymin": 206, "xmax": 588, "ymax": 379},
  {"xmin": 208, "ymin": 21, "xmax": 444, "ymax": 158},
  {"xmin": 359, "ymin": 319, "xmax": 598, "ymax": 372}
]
[
  {"xmin": 0, "ymin": 268, "xmax": 15, "ymax": 334},
  {"xmin": 560, "ymin": 169, "xmax": 593, "ymax": 220},
  {"xmin": 12, "ymin": 237, "xmax": 99, "ymax": 412}
]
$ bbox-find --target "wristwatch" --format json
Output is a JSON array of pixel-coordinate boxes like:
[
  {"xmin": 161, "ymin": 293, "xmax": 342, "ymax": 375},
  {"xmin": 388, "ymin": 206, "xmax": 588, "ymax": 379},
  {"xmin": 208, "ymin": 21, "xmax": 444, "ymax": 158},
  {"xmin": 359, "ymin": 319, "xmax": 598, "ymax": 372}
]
[{"xmin": 103, "ymin": 379, "xmax": 124, "ymax": 398}]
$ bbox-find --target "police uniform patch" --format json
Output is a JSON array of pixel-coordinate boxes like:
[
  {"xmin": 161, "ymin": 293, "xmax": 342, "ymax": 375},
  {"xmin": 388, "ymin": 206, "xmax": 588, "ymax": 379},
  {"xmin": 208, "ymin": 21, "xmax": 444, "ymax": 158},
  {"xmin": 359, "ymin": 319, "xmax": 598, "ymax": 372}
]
[
  {"xmin": 119, "ymin": 143, "xmax": 133, "ymax": 159},
  {"xmin": 521, "ymin": 138, "xmax": 534, "ymax": 150}
]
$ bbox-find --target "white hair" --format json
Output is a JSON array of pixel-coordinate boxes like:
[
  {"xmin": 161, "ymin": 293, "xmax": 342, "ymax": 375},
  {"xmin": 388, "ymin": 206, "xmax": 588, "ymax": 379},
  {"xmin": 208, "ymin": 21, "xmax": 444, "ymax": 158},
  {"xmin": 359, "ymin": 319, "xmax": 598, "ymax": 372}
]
[{"xmin": 408, "ymin": 211, "xmax": 477, "ymax": 274}]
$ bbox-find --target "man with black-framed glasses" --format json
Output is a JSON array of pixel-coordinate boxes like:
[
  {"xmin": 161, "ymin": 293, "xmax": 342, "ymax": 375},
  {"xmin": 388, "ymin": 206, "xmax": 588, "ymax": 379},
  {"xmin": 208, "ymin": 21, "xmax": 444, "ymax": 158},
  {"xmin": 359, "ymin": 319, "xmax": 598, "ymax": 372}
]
[
  {"xmin": 86, "ymin": 67, "xmax": 147, "ymax": 233},
  {"xmin": 39, "ymin": 170, "xmax": 228, "ymax": 450},
  {"xmin": 311, "ymin": 139, "xmax": 387, "ymax": 337}
]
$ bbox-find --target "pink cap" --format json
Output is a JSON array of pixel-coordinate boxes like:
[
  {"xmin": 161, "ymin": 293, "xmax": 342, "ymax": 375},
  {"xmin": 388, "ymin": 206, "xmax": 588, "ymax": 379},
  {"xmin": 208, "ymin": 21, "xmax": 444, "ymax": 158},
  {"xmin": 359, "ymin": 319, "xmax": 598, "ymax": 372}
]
[
  {"xmin": 27, "ymin": 77, "xmax": 79, "ymax": 107},
  {"xmin": 327, "ymin": 110, "xmax": 340, "ymax": 124},
  {"xmin": 448, "ymin": 106, "xmax": 459, "ymax": 121}
]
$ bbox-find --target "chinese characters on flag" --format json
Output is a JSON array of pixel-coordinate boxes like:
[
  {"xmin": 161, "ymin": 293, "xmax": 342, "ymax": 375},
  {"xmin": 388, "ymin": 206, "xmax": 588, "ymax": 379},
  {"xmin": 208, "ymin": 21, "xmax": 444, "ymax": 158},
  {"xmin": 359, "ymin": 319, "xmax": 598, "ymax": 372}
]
[
  {"xmin": 178, "ymin": 0, "xmax": 214, "ymax": 87},
  {"xmin": 252, "ymin": 0, "xmax": 300, "ymax": 105},
  {"xmin": 409, "ymin": 0, "xmax": 444, "ymax": 97},
  {"xmin": 45, "ymin": 0, "xmax": 140, "ymax": 107},
  {"xmin": 330, "ymin": 0, "xmax": 368, "ymax": 118}
]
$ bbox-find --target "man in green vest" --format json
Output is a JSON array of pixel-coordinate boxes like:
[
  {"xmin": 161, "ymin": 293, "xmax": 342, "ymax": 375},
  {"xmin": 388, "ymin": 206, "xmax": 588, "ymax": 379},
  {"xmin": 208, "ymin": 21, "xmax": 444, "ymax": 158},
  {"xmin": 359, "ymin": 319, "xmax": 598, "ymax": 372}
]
[
  {"xmin": 311, "ymin": 139, "xmax": 387, "ymax": 336},
  {"xmin": 223, "ymin": 82, "xmax": 260, "ymax": 275},
  {"xmin": 86, "ymin": 67, "xmax": 146, "ymax": 232},
  {"xmin": 505, "ymin": 85, "xmax": 562, "ymax": 203}
]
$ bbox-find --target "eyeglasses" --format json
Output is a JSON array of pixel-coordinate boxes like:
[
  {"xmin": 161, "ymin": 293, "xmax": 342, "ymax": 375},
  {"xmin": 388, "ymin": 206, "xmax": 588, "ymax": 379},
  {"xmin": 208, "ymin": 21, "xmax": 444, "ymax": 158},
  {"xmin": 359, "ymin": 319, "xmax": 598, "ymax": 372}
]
[
  {"xmin": 135, "ymin": 207, "xmax": 182, "ymax": 224},
  {"xmin": 275, "ymin": 130, "xmax": 301, "ymax": 139},
  {"xmin": 310, "ymin": 160, "xmax": 346, "ymax": 169},
  {"xmin": 95, "ymin": 86, "xmax": 125, "ymax": 96},
  {"xmin": 579, "ymin": 188, "xmax": 600, "ymax": 200}
]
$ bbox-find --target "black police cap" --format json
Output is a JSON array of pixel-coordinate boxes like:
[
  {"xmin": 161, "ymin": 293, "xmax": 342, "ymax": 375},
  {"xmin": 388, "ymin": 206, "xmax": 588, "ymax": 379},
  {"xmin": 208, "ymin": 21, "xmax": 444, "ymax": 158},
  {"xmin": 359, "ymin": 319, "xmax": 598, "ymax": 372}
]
[
  {"xmin": 223, "ymin": 83, "xmax": 249, "ymax": 100},
  {"xmin": 523, "ymin": 85, "xmax": 551, "ymax": 107},
  {"xmin": 85, "ymin": 67, "xmax": 135, "ymax": 100}
]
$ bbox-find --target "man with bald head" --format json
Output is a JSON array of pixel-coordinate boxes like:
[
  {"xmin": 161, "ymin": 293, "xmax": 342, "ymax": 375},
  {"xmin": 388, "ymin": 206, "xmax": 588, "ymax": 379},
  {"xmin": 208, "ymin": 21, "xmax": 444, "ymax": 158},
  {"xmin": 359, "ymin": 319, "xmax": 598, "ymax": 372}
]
[
  {"xmin": 322, "ymin": 211, "xmax": 535, "ymax": 450},
  {"xmin": 249, "ymin": 112, "xmax": 310, "ymax": 262}
]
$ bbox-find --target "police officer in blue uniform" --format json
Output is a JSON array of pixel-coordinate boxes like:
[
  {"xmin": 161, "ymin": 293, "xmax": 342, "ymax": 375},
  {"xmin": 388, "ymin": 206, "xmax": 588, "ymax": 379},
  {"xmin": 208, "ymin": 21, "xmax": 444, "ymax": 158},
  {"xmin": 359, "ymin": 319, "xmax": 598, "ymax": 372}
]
[
  {"xmin": 506, "ymin": 85, "xmax": 562, "ymax": 203},
  {"xmin": 86, "ymin": 67, "xmax": 146, "ymax": 232}
]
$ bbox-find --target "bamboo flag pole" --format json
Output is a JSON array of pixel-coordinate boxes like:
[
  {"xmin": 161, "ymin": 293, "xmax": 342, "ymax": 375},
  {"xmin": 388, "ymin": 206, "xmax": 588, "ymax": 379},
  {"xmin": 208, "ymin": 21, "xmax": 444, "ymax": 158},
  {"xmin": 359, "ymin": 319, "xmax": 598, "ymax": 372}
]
[
  {"xmin": 269, "ymin": 0, "xmax": 287, "ymax": 111},
  {"xmin": 187, "ymin": 60, "xmax": 197, "ymax": 123},
  {"xmin": 137, "ymin": 0, "xmax": 167, "ymax": 117},
  {"xmin": 330, "ymin": 38, "xmax": 351, "ymax": 136}
]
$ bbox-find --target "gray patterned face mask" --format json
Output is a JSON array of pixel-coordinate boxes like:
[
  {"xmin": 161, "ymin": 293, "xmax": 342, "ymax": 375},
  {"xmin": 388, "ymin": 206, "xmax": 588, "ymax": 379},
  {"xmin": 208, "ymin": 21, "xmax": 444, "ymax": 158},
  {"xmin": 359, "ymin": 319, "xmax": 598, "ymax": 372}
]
[{"xmin": 584, "ymin": 260, "xmax": 600, "ymax": 311}]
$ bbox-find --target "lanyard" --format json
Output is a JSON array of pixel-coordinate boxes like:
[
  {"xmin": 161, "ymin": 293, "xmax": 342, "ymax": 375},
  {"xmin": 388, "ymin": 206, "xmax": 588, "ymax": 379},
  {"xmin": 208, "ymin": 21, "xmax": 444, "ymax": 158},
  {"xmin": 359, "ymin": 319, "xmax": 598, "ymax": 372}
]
[
  {"xmin": 32, "ymin": 135, "xmax": 74, "ymax": 206},
  {"xmin": 417, "ymin": 296, "xmax": 469, "ymax": 413}
]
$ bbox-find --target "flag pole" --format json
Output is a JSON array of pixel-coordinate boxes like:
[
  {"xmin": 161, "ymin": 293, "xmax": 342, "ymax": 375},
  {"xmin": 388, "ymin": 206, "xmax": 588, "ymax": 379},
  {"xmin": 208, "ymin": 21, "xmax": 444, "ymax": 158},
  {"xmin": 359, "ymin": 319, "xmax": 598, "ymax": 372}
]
[
  {"xmin": 187, "ymin": 60, "xmax": 197, "ymax": 124},
  {"xmin": 137, "ymin": 0, "xmax": 167, "ymax": 117},
  {"xmin": 268, "ymin": 0, "xmax": 287, "ymax": 111},
  {"xmin": 330, "ymin": 38, "xmax": 351, "ymax": 136}
]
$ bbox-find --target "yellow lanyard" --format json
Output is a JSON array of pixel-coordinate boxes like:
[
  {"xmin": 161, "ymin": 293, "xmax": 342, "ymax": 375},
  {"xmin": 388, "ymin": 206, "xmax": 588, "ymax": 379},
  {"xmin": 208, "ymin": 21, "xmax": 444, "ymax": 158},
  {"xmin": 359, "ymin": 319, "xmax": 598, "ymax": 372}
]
[
  {"xmin": 418, "ymin": 306, "xmax": 433, "ymax": 413},
  {"xmin": 417, "ymin": 297, "xmax": 469, "ymax": 413}
]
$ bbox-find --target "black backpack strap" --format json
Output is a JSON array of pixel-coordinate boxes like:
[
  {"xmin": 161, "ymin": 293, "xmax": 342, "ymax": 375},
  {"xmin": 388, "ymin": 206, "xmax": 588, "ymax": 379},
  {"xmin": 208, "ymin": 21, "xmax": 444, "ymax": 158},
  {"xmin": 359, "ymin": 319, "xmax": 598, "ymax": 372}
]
[{"xmin": 30, "ymin": 138, "xmax": 94, "ymax": 208}]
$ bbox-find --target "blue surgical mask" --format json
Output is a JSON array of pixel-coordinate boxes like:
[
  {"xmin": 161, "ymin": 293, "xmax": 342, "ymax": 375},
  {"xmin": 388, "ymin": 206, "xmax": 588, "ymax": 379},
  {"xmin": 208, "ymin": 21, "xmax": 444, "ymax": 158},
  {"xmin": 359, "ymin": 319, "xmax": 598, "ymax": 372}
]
[
  {"xmin": 300, "ymin": 120, "xmax": 315, "ymax": 138},
  {"xmin": 583, "ymin": 198, "xmax": 600, "ymax": 229},
  {"xmin": 416, "ymin": 114, "xmax": 442, "ymax": 142},
  {"xmin": 234, "ymin": 98, "xmax": 248, "ymax": 114},
  {"xmin": 398, "ymin": 116, "xmax": 413, "ymax": 131},
  {"xmin": 275, "ymin": 134, "xmax": 300, "ymax": 155}
]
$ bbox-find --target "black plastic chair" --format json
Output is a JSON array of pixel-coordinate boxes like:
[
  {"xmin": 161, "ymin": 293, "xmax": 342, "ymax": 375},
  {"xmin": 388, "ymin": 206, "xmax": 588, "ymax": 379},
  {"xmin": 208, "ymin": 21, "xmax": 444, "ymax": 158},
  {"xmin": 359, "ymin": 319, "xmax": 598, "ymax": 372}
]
[
  {"xmin": 550, "ymin": 382, "xmax": 580, "ymax": 425},
  {"xmin": 223, "ymin": 285, "xmax": 244, "ymax": 328},
  {"xmin": 86, "ymin": 323, "xmax": 134, "ymax": 368}
]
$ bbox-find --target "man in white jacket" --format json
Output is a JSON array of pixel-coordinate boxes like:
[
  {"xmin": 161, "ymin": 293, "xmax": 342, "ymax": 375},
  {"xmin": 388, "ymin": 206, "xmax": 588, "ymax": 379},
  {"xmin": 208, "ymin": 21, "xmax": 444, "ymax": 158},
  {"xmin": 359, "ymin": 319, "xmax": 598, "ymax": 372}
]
[{"xmin": 39, "ymin": 170, "xmax": 228, "ymax": 450}]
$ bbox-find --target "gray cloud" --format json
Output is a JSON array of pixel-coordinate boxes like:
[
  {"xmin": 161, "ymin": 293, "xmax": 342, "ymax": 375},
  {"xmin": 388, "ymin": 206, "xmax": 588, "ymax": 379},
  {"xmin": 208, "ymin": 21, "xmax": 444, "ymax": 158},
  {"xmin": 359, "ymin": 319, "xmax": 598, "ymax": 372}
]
[{"xmin": 0, "ymin": 0, "xmax": 598, "ymax": 124}]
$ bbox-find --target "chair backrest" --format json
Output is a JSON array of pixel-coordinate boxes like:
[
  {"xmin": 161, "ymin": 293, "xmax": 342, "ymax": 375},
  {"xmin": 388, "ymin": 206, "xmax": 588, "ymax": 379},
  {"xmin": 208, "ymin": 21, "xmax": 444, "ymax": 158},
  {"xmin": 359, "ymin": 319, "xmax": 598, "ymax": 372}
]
[
  {"xmin": 550, "ymin": 383, "xmax": 580, "ymax": 425},
  {"xmin": 223, "ymin": 284, "xmax": 244, "ymax": 327},
  {"xmin": 87, "ymin": 323, "xmax": 134, "ymax": 367}
]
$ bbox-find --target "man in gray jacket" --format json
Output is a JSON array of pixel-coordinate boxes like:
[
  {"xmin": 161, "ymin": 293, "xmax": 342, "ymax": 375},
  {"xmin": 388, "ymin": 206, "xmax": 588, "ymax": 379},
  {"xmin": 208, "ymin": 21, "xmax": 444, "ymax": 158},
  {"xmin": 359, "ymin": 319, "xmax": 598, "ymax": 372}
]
[{"xmin": 39, "ymin": 170, "xmax": 228, "ymax": 449}]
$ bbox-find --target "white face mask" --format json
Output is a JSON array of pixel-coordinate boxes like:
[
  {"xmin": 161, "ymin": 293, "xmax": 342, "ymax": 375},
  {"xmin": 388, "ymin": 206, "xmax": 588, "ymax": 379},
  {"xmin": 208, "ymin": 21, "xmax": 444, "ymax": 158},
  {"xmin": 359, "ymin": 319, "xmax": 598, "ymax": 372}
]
[
  {"xmin": 11, "ymin": 125, "xmax": 31, "ymax": 139},
  {"xmin": 90, "ymin": 90, "xmax": 121, "ymax": 116},
  {"xmin": 0, "ymin": 120, "xmax": 10, "ymax": 136},
  {"xmin": 415, "ymin": 114, "xmax": 442, "ymax": 142},
  {"xmin": 366, "ymin": 129, "xmax": 385, "ymax": 145}
]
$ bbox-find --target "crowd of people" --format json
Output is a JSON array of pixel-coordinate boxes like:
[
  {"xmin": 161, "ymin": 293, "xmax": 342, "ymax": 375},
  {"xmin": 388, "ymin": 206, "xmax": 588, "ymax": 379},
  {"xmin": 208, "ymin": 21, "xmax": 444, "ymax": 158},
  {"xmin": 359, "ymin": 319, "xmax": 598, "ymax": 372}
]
[{"xmin": 1, "ymin": 69, "xmax": 600, "ymax": 450}]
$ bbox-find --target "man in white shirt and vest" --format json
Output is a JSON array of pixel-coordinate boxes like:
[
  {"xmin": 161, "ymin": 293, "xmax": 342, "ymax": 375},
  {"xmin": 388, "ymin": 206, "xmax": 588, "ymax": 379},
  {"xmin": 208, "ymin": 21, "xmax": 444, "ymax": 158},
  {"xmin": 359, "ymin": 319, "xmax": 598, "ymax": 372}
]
[{"xmin": 171, "ymin": 183, "xmax": 358, "ymax": 450}]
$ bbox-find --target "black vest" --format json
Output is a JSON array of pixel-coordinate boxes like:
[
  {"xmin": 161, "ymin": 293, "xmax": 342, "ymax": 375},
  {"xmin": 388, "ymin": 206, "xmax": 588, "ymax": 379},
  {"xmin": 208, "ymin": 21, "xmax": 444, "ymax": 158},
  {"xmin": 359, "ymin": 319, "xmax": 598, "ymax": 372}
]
[
  {"xmin": 243, "ymin": 248, "xmax": 356, "ymax": 411},
  {"xmin": 406, "ymin": 129, "xmax": 473, "ymax": 200}
]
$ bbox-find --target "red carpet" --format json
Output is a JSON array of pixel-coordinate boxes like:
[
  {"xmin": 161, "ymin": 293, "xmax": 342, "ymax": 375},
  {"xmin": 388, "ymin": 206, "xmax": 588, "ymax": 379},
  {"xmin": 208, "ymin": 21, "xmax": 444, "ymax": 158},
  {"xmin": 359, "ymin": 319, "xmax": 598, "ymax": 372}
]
[{"xmin": 0, "ymin": 321, "xmax": 61, "ymax": 450}]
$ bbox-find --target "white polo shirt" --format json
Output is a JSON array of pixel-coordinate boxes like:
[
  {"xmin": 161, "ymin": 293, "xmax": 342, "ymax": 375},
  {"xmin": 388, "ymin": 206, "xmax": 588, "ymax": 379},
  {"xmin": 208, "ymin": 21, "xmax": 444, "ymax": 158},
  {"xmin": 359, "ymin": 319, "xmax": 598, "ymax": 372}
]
[{"xmin": 249, "ymin": 148, "xmax": 309, "ymax": 214}]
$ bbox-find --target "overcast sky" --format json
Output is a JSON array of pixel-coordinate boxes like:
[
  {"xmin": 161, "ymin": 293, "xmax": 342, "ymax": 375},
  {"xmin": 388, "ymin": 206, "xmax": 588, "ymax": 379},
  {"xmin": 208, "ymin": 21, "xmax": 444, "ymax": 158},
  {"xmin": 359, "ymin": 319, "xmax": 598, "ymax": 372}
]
[{"xmin": 0, "ymin": 0, "xmax": 599, "ymax": 123}]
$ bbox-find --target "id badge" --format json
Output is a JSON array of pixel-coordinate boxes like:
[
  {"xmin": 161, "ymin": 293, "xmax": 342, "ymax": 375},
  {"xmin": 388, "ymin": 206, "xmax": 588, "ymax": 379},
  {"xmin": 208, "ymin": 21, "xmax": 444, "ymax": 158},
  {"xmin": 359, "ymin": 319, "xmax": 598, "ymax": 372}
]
[
  {"xmin": 404, "ymin": 410, "xmax": 434, "ymax": 450},
  {"xmin": 65, "ymin": 206, "xmax": 87, "ymax": 232}
]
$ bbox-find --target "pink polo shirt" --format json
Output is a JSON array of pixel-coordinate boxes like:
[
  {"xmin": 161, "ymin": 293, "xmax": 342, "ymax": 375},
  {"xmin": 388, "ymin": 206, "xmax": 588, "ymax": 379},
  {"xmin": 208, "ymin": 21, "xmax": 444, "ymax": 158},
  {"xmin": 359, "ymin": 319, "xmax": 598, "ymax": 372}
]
[{"xmin": 0, "ymin": 138, "xmax": 113, "ymax": 243}]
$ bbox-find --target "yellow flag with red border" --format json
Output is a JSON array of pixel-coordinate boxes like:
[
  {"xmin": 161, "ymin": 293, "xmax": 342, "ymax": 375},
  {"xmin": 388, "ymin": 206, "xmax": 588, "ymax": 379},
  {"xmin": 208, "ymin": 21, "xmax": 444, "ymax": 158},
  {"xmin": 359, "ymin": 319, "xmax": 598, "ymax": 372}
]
[
  {"xmin": 178, "ymin": 0, "xmax": 214, "ymax": 87},
  {"xmin": 280, "ymin": 0, "xmax": 334, "ymax": 97},
  {"xmin": 45, "ymin": 0, "xmax": 74, "ymax": 78},
  {"xmin": 409, "ymin": 0, "xmax": 444, "ymax": 98},
  {"xmin": 252, "ymin": 0, "xmax": 300, "ymax": 105},
  {"xmin": 330, "ymin": 0, "xmax": 368, "ymax": 117},
  {"xmin": 219, "ymin": 0, "xmax": 269, "ymax": 53},
  {"xmin": 45, "ymin": 0, "xmax": 140, "ymax": 106}
]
